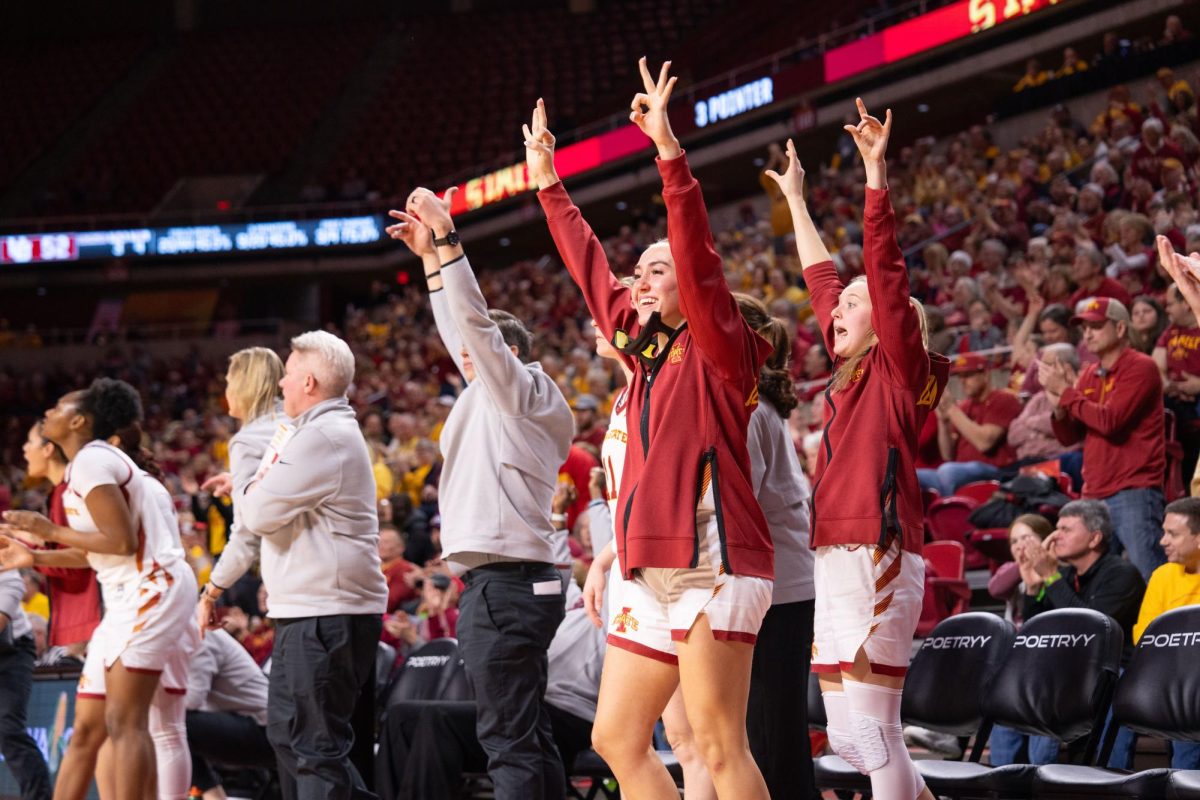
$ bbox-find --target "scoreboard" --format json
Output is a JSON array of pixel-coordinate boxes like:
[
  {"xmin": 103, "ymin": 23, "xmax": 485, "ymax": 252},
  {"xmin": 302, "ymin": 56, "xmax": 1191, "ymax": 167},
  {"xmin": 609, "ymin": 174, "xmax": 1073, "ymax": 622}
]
[{"xmin": 0, "ymin": 215, "xmax": 384, "ymax": 266}]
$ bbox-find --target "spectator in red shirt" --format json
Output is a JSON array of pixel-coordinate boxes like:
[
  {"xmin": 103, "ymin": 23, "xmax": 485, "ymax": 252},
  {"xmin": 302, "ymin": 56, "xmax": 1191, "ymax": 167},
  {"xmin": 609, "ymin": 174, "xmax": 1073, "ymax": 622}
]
[
  {"xmin": 379, "ymin": 523, "xmax": 419, "ymax": 613},
  {"xmin": 570, "ymin": 394, "xmax": 606, "ymax": 451},
  {"xmin": 1132, "ymin": 118, "xmax": 1190, "ymax": 190},
  {"xmin": 918, "ymin": 352, "xmax": 1022, "ymax": 497},
  {"xmin": 1043, "ymin": 296, "xmax": 1166, "ymax": 579},
  {"xmin": 1155, "ymin": 283, "xmax": 1200, "ymax": 479},
  {"xmin": 1069, "ymin": 245, "xmax": 1134, "ymax": 311}
]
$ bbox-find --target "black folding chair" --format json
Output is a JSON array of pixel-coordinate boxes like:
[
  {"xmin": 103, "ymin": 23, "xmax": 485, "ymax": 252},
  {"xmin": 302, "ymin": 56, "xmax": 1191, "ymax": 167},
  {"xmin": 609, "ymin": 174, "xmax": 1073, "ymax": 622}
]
[
  {"xmin": 1034, "ymin": 605, "xmax": 1200, "ymax": 798},
  {"xmin": 917, "ymin": 608, "xmax": 1122, "ymax": 799},
  {"xmin": 812, "ymin": 612, "xmax": 1014, "ymax": 796}
]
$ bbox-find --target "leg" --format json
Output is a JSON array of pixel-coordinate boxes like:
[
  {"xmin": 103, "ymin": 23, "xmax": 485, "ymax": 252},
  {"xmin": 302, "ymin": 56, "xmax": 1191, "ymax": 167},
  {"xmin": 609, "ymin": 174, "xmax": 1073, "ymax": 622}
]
[
  {"xmin": 458, "ymin": 569, "xmax": 566, "ymax": 800},
  {"xmin": 661, "ymin": 686, "xmax": 715, "ymax": 800},
  {"xmin": 55, "ymin": 697, "xmax": 109, "ymax": 800},
  {"xmin": 105, "ymin": 661, "xmax": 163, "ymax": 800},
  {"xmin": 0, "ymin": 637, "xmax": 52, "ymax": 800},
  {"xmin": 747, "ymin": 600, "xmax": 818, "ymax": 800},
  {"xmin": 915, "ymin": 468, "xmax": 946, "ymax": 498},
  {"xmin": 675, "ymin": 615, "xmax": 769, "ymax": 800},
  {"xmin": 268, "ymin": 616, "xmax": 381, "ymax": 800},
  {"xmin": 590, "ymin": 645, "xmax": 681, "ymax": 800},
  {"xmin": 149, "ymin": 688, "xmax": 190, "ymax": 800},
  {"xmin": 1103, "ymin": 489, "xmax": 1166, "ymax": 581},
  {"xmin": 839, "ymin": 651, "xmax": 934, "ymax": 800},
  {"xmin": 96, "ymin": 741, "xmax": 117, "ymax": 800},
  {"xmin": 986, "ymin": 724, "xmax": 1028, "ymax": 766},
  {"xmin": 935, "ymin": 461, "xmax": 1000, "ymax": 496},
  {"xmin": 266, "ymin": 630, "xmax": 299, "ymax": 800},
  {"xmin": 1026, "ymin": 735, "xmax": 1061, "ymax": 765}
]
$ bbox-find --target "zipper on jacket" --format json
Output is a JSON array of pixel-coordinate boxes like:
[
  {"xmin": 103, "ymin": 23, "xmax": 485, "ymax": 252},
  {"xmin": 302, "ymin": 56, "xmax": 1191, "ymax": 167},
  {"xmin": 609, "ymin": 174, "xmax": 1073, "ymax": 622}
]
[
  {"xmin": 809, "ymin": 386, "xmax": 838, "ymax": 535},
  {"xmin": 707, "ymin": 449, "xmax": 732, "ymax": 574},
  {"xmin": 621, "ymin": 324, "xmax": 689, "ymax": 577},
  {"xmin": 877, "ymin": 446, "xmax": 900, "ymax": 547}
]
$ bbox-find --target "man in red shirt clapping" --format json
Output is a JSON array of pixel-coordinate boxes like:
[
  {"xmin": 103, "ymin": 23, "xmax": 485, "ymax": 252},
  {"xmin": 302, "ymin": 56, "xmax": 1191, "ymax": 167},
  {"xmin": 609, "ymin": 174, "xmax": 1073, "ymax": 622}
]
[{"xmin": 1042, "ymin": 297, "xmax": 1167, "ymax": 579}]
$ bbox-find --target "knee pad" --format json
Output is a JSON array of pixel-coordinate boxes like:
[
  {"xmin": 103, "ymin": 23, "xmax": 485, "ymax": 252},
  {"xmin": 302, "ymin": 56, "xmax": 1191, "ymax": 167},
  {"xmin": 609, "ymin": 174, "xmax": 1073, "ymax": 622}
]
[
  {"xmin": 827, "ymin": 726, "xmax": 868, "ymax": 774},
  {"xmin": 822, "ymin": 690, "xmax": 867, "ymax": 774},
  {"xmin": 849, "ymin": 710, "xmax": 892, "ymax": 772}
]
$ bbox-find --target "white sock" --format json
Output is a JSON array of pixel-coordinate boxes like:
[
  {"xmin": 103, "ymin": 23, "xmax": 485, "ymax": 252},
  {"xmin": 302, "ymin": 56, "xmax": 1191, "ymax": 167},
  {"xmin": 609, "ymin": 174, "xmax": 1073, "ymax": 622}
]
[
  {"xmin": 843, "ymin": 680, "xmax": 925, "ymax": 800},
  {"xmin": 149, "ymin": 689, "xmax": 192, "ymax": 800}
]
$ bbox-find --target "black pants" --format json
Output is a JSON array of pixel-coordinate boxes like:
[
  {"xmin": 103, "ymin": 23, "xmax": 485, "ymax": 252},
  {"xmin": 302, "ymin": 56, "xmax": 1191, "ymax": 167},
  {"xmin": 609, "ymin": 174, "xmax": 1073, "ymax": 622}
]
[
  {"xmin": 375, "ymin": 700, "xmax": 592, "ymax": 800},
  {"xmin": 458, "ymin": 562, "xmax": 566, "ymax": 800},
  {"xmin": 268, "ymin": 614, "xmax": 382, "ymax": 800},
  {"xmin": 0, "ymin": 635, "xmax": 50, "ymax": 800},
  {"xmin": 747, "ymin": 599, "xmax": 819, "ymax": 800},
  {"xmin": 186, "ymin": 709, "xmax": 275, "ymax": 791}
]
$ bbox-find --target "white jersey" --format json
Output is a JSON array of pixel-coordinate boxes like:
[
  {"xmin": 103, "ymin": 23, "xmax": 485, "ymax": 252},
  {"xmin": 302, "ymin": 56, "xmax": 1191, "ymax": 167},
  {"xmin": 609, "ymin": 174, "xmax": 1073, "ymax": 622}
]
[
  {"xmin": 63, "ymin": 441, "xmax": 185, "ymax": 597},
  {"xmin": 601, "ymin": 389, "xmax": 630, "ymax": 519}
]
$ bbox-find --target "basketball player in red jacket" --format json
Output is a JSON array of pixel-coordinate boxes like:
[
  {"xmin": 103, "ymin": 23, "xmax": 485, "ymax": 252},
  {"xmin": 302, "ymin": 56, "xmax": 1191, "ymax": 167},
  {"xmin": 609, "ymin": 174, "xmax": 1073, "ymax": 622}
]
[
  {"xmin": 528, "ymin": 59, "xmax": 774, "ymax": 799},
  {"xmin": 765, "ymin": 101, "xmax": 948, "ymax": 800}
]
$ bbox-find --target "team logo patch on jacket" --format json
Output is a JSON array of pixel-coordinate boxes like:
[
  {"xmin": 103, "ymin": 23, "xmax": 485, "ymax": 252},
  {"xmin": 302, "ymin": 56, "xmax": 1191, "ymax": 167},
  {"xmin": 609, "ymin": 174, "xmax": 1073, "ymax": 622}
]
[{"xmin": 917, "ymin": 374, "xmax": 938, "ymax": 407}]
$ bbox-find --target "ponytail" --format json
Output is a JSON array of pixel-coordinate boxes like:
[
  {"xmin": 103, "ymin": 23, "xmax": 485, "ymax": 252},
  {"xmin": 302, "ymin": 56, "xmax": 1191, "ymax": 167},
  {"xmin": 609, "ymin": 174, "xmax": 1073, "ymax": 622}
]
[{"xmin": 733, "ymin": 293, "xmax": 798, "ymax": 418}]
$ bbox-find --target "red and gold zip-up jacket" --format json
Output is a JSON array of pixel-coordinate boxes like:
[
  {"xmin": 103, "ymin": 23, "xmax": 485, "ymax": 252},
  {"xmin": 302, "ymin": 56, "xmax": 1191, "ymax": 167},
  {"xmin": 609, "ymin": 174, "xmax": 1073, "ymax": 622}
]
[
  {"xmin": 806, "ymin": 187, "xmax": 950, "ymax": 552},
  {"xmin": 539, "ymin": 153, "xmax": 775, "ymax": 580}
]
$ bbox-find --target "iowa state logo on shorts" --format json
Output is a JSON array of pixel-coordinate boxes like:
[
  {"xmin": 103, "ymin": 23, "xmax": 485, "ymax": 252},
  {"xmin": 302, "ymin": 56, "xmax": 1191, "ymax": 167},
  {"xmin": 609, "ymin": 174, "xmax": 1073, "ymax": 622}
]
[{"xmin": 612, "ymin": 607, "xmax": 640, "ymax": 633}]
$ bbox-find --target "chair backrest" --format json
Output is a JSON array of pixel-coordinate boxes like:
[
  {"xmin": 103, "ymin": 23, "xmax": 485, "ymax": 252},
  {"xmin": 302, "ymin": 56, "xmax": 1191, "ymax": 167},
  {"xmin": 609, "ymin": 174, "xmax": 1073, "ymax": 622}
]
[
  {"xmin": 902, "ymin": 612, "xmax": 1015, "ymax": 737},
  {"xmin": 1111, "ymin": 605, "xmax": 1200, "ymax": 740},
  {"xmin": 924, "ymin": 540, "xmax": 966, "ymax": 581},
  {"xmin": 982, "ymin": 608, "xmax": 1122, "ymax": 761},
  {"xmin": 384, "ymin": 638, "xmax": 463, "ymax": 706},
  {"xmin": 375, "ymin": 641, "xmax": 397, "ymax": 698},
  {"xmin": 926, "ymin": 498, "xmax": 975, "ymax": 544},
  {"xmin": 955, "ymin": 480, "xmax": 1001, "ymax": 505}
]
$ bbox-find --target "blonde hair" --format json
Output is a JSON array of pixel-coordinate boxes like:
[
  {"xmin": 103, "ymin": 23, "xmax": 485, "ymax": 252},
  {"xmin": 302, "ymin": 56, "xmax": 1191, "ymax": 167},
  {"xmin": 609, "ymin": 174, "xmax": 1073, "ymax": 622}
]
[
  {"xmin": 828, "ymin": 276, "xmax": 929, "ymax": 393},
  {"xmin": 227, "ymin": 347, "xmax": 285, "ymax": 422}
]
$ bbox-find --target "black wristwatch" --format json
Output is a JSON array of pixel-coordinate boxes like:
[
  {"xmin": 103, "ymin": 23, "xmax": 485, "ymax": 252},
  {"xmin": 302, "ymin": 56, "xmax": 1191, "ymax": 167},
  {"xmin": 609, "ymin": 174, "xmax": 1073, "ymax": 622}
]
[{"xmin": 433, "ymin": 230, "xmax": 460, "ymax": 247}]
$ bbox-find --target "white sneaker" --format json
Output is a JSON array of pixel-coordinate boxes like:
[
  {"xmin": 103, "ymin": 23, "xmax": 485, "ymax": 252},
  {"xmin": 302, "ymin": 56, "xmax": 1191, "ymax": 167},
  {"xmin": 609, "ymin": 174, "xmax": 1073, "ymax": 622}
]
[{"xmin": 903, "ymin": 725, "xmax": 963, "ymax": 758}]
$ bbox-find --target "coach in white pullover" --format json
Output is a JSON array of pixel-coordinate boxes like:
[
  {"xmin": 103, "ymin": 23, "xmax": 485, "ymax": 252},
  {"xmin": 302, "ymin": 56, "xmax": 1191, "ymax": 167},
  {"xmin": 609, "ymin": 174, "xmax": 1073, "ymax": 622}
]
[
  {"xmin": 387, "ymin": 187, "xmax": 573, "ymax": 800},
  {"xmin": 233, "ymin": 330, "xmax": 388, "ymax": 800}
]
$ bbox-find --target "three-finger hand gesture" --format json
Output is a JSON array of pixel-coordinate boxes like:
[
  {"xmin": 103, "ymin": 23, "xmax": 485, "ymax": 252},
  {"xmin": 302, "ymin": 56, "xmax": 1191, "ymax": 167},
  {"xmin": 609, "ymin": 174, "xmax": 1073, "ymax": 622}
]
[
  {"xmin": 523, "ymin": 98, "xmax": 559, "ymax": 190},
  {"xmin": 386, "ymin": 209, "xmax": 435, "ymax": 258},
  {"xmin": 763, "ymin": 139, "xmax": 806, "ymax": 202},
  {"xmin": 630, "ymin": 57, "xmax": 681, "ymax": 159},
  {"xmin": 843, "ymin": 97, "xmax": 893, "ymax": 188},
  {"xmin": 406, "ymin": 187, "xmax": 458, "ymax": 239}
]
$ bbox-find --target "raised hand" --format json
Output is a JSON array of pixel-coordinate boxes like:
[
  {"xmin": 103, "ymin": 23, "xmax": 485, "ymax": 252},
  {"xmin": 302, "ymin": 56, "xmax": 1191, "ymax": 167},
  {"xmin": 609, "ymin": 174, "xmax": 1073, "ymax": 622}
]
[
  {"xmin": 386, "ymin": 210, "xmax": 435, "ymax": 258},
  {"xmin": 1157, "ymin": 235, "xmax": 1200, "ymax": 319},
  {"xmin": 763, "ymin": 139, "xmax": 806, "ymax": 202},
  {"xmin": 406, "ymin": 187, "xmax": 457, "ymax": 239},
  {"xmin": 0, "ymin": 536, "xmax": 34, "ymax": 571},
  {"xmin": 630, "ymin": 57, "xmax": 681, "ymax": 159},
  {"xmin": 843, "ymin": 97, "xmax": 893, "ymax": 189},
  {"xmin": 523, "ymin": 97, "xmax": 559, "ymax": 190}
]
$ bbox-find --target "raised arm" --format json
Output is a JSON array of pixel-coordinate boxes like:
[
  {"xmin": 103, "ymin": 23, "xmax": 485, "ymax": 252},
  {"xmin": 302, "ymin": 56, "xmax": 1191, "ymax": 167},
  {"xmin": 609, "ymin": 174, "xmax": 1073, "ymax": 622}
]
[
  {"xmin": 1158, "ymin": 235, "xmax": 1200, "ymax": 321},
  {"xmin": 631, "ymin": 58, "xmax": 765, "ymax": 379},
  {"xmin": 528, "ymin": 98, "xmax": 638, "ymax": 360},
  {"xmin": 408, "ymin": 187, "xmax": 548, "ymax": 417},
  {"xmin": 845, "ymin": 99, "xmax": 927, "ymax": 388},
  {"xmin": 387, "ymin": 209, "xmax": 468, "ymax": 380},
  {"xmin": 765, "ymin": 139, "xmax": 840, "ymax": 353}
]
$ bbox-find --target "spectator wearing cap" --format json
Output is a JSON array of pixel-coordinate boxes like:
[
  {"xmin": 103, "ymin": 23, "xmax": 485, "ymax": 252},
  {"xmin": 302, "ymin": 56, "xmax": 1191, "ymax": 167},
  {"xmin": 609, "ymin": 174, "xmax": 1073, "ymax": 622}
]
[
  {"xmin": 1124, "ymin": 497, "xmax": 1200, "ymax": 769},
  {"xmin": 1155, "ymin": 284, "xmax": 1200, "ymax": 479},
  {"xmin": 1010, "ymin": 499, "xmax": 1146, "ymax": 767},
  {"xmin": 1133, "ymin": 118, "xmax": 1190, "ymax": 190},
  {"xmin": 918, "ymin": 352, "xmax": 1023, "ymax": 497},
  {"xmin": 1068, "ymin": 245, "xmax": 1133, "ymax": 311},
  {"xmin": 571, "ymin": 393, "xmax": 606, "ymax": 450},
  {"xmin": 1042, "ymin": 297, "xmax": 1167, "ymax": 579}
]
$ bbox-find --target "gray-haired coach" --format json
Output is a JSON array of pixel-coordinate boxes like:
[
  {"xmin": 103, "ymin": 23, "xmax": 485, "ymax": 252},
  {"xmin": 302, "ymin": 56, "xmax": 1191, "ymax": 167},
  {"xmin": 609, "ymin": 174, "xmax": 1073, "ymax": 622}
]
[
  {"xmin": 202, "ymin": 329, "xmax": 388, "ymax": 800},
  {"xmin": 388, "ymin": 186, "xmax": 574, "ymax": 800}
]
